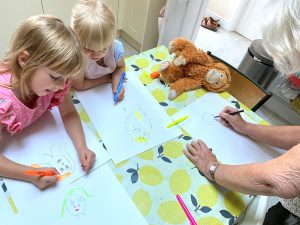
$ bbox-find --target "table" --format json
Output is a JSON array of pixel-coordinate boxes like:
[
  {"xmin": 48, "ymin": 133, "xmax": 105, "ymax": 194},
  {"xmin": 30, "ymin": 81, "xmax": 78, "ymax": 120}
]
[{"xmin": 72, "ymin": 45, "xmax": 270, "ymax": 225}]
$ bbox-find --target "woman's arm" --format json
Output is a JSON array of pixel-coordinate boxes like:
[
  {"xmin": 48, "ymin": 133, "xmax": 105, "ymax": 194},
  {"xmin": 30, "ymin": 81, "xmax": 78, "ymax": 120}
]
[
  {"xmin": 58, "ymin": 94, "xmax": 95, "ymax": 173},
  {"xmin": 240, "ymin": 123, "xmax": 300, "ymax": 150},
  {"xmin": 215, "ymin": 144, "xmax": 300, "ymax": 198},
  {"xmin": 219, "ymin": 106, "xmax": 300, "ymax": 150},
  {"xmin": 185, "ymin": 140, "xmax": 300, "ymax": 198}
]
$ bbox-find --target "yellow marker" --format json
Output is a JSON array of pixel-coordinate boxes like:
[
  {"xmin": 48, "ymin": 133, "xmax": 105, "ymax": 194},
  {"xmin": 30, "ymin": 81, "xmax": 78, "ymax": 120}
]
[
  {"xmin": 166, "ymin": 115, "xmax": 189, "ymax": 128},
  {"xmin": 8, "ymin": 196, "xmax": 18, "ymax": 214},
  {"xmin": 0, "ymin": 178, "xmax": 18, "ymax": 214}
]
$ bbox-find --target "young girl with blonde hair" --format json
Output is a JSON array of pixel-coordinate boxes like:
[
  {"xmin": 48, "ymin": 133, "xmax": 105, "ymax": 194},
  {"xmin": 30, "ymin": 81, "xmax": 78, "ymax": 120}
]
[
  {"xmin": 0, "ymin": 15, "xmax": 96, "ymax": 190},
  {"xmin": 71, "ymin": 0, "xmax": 126, "ymax": 101}
]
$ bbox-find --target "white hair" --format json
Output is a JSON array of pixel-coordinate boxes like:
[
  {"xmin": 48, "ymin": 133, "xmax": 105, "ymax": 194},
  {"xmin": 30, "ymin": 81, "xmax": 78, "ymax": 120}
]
[{"xmin": 262, "ymin": 0, "xmax": 300, "ymax": 74}]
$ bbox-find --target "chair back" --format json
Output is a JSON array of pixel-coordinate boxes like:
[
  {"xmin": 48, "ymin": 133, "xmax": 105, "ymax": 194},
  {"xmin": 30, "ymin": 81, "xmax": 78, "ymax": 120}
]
[{"xmin": 210, "ymin": 54, "xmax": 271, "ymax": 111}]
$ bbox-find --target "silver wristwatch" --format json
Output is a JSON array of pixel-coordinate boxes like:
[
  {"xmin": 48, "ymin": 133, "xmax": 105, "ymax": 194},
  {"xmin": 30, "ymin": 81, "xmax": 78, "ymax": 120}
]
[{"xmin": 209, "ymin": 163, "xmax": 220, "ymax": 181}]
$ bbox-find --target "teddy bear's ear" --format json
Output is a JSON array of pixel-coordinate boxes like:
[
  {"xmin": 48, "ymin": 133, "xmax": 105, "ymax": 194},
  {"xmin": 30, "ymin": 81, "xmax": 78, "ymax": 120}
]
[{"xmin": 226, "ymin": 71, "xmax": 231, "ymax": 83}]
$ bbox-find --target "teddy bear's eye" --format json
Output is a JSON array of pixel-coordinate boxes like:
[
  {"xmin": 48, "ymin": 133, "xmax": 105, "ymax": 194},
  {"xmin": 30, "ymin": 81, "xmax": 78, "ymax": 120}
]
[
  {"xmin": 215, "ymin": 82, "xmax": 219, "ymax": 85},
  {"xmin": 220, "ymin": 74, "xmax": 224, "ymax": 77}
]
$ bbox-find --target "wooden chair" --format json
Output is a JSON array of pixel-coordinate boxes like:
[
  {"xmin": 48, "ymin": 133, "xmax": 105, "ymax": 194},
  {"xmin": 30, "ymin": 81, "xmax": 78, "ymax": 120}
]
[{"xmin": 210, "ymin": 53, "xmax": 272, "ymax": 111}]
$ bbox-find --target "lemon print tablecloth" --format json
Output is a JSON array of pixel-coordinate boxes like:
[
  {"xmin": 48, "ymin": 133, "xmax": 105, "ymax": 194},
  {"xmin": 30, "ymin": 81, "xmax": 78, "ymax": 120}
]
[{"xmin": 72, "ymin": 45, "xmax": 269, "ymax": 225}]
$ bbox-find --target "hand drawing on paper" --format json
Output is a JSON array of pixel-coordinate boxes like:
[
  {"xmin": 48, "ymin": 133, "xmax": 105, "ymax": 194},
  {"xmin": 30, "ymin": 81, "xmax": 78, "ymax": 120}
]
[
  {"xmin": 202, "ymin": 112, "xmax": 218, "ymax": 125},
  {"xmin": 60, "ymin": 188, "xmax": 93, "ymax": 218},
  {"xmin": 31, "ymin": 143, "xmax": 75, "ymax": 180},
  {"xmin": 126, "ymin": 109, "xmax": 152, "ymax": 143}
]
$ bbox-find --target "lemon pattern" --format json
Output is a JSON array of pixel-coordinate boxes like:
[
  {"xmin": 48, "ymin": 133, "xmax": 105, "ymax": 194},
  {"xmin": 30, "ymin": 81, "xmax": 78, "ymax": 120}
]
[
  {"xmin": 74, "ymin": 45, "xmax": 261, "ymax": 225},
  {"xmin": 152, "ymin": 89, "xmax": 166, "ymax": 103},
  {"xmin": 132, "ymin": 189, "xmax": 152, "ymax": 217},
  {"xmin": 169, "ymin": 169, "xmax": 191, "ymax": 195},
  {"xmin": 138, "ymin": 70, "xmax": 153, "ymax": 85},
  {"xmin": 157, "ymin": 201, "xmax": 187, "ymax": 224},
  {"xmin": 153, "ymin": 51, "xmax": 168, "ymax": 61},
  {"xmin": 136, "ymin": 58, "xmax": 150, "ymax": 69},
  {"xmin": 173, "ymin": 92, "xmax": 188, "ymax": 102},
  {"xmin": 156, "ymin": 141, "xmax": 184, "ymax": 163},
  {"xmin": 224, "ymin": 191, "xmax": 246, "ymax": 217},
  {"xmin": 126, "ymin": 164, "xmax": 164, "ymax": 185},
  {"xmin": 194, "ymin": 89, "xmax": 207, "ymax": 98},
  {"xmin": 197, "ymin": 217, "xmax": 223, "ymax": 225},
  {"xmin": 115, "ymin": 174, "xmax": 123, "ymax": 183},
  {"xmin": 138, "ymin": 150, "xmax": 154, "ymax": 160},
  {"xmin": 139, "ymin": 165, "xmax": 164, "ymax": 186},
  {"xmin": 166, "ymin": 107, "xmax": 178, "ymax": 116},
  {"xmin": 196, "ymin": 184, "xmax": 218, "ymax": 208},
  {"xmin": 151, "ymin": 64, "xmax": 160, "ymax": 73}
]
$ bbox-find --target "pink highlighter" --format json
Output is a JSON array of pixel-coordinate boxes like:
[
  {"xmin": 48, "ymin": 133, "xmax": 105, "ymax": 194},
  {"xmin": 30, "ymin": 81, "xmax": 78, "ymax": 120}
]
[{"xmin": 176, "ymin": 194, "xmax": 198, "ymax": 225}]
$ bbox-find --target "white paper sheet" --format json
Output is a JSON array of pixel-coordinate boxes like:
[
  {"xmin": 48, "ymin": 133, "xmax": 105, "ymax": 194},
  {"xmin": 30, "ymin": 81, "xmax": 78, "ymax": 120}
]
[
  {"xmin": 0, "ymin": 108, "xmax": 111, "ymax": 215},
  {"xmin": 76, "ymin": 72, "xmax": 181, "ymax": 163},
  {"xmin": 2, "ymin": 164, "xmax": 148, "ymax": 225},
  {"xmin": 1, "ymin": 107, "xmax": 110, "ymax": 181},
  {"xmin": 172, "ymin": 93, "xmax": 282, "ymax": 165}
]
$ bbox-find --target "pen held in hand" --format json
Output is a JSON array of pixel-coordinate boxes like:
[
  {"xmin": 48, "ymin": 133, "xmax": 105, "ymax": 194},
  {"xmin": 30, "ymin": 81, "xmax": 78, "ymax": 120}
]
[
  {"xmin": 214, "ymin": 109, "xmax": 244, "ymax": 118},
  {"xmin": 113, "ymin": 72, "xmax": 126, "ymax": 103},
  {"xmin": 25, "ymin": 170, "xmax": 60, "ymax": 177}
]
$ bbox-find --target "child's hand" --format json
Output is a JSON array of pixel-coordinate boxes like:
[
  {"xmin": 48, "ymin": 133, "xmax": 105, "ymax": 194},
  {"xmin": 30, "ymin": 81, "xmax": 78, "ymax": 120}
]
[
  {"xmin": 113, "ymin": 86, "xmax": 125, "ymax": 101},
  {"xmin": 30, "ymin": 167, "xmax": 59, "ymax": 190},
  {"xmin": 78, "ymin": 147, "xmax": 96, "ymax": 173},
  {"xmin": 112, "ymin": 77, "xmax": 127, "ymax": 101}
]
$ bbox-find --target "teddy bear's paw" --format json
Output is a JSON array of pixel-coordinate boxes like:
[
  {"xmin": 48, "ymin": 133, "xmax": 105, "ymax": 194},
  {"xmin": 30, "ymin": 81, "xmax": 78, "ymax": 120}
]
[
  {"xmin": 173, "ymin": 55, "xmax": 186, "ymax": 66},
  {"xmin": 168, "ymin": 40, "xmax": 175, "ymax": 53},
  {"xmin": 168, "ymin": 89, "xmax": 177, "ymax": 100},
  {"xmin": 159, "ymin": 61, "xmax": 170, "ymax": 72}
]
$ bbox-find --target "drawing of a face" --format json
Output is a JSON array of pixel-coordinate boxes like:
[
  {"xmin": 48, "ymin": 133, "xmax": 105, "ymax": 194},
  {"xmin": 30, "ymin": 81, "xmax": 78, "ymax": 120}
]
[
  {"xmin": 32, "ymin": 144, "xmax": 75, "ymax": 180},
  {"xmin": 66, "ymin": 194, "xmax": 86, "ymax": 216},
  {"xmin": 126, "ymin": 110, "xmax": 152, "ymax": 143},
  {"xmin": 51, "ymin": 156, "xmax": 72, "ymax": 174},
  {"xmin": 61, "ymin": 188, "xmax": 93, "ymax": 218},
  {"xmin": 202, "ymin": 112, "xmax": 217, "ymax": 125}
]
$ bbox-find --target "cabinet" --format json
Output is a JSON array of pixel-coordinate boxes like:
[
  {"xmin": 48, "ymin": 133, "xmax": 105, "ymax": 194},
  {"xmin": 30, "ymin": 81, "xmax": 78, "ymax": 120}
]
[
  {"xmin": 0, "ymin": 0, "xmax": 77, "ymax": 58},
  {"xmin": 102, "ymin": 0, "xmax": 121, "ymax": 29},
  {"xmin": 42, "ymin": 0, "xmax": 77, "ymax": 24},
  {"xmin": 0, "ymin": 0, "xmax": 42, "ymax": 58},
  {"xmin": 120, "ymin": 0, "xmax": 165, "ymax": 51}
]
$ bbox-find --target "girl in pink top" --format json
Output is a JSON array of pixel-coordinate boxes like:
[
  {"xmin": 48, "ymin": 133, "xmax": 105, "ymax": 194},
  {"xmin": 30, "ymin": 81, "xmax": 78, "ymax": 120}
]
[
  {"xmin": 0, "ymin": 15, "xmax": 96, "ymax": 190},
  {"xmin": 71, "ymin": 0, "xmax": 126, "ymax": 101}
]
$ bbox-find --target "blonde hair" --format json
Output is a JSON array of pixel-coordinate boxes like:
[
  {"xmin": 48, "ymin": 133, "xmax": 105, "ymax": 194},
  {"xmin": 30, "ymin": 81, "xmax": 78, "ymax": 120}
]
[
  {"xmin": 71, "ymin": 0, "xmax": 115, "ymax": 52},
  {"xmin": 0, "ymin": 15, "xmax": 85, "ymax": 100},
  {"xmin": 262, "ymin": 0, "xmax": 300, "ymax": 74}
]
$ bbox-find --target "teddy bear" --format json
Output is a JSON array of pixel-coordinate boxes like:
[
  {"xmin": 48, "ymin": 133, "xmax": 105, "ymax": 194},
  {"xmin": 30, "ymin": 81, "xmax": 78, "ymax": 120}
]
[{"xmin": 159, "ymin": 37, "xmax": 231, "ymax": 100}]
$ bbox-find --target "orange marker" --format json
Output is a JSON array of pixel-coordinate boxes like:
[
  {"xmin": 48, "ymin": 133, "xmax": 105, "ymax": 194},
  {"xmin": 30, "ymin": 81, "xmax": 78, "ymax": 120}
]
[
  {"xmin": 150, "ymin": 71, "xmax": 160, "ymax": 79},
  {"xmin": 25, "ymin": 170, "xmax": 58, "ymax": 177}
]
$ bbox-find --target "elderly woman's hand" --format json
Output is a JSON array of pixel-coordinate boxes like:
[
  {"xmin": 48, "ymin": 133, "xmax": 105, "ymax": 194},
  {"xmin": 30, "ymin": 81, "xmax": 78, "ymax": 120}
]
[
  {"xmin": 219, "ymin": 106, "xmax": 247, "ymax": 134},
  {"xmin": 183, "ymin": 139, "xmax": 219, "ymax": 181}
]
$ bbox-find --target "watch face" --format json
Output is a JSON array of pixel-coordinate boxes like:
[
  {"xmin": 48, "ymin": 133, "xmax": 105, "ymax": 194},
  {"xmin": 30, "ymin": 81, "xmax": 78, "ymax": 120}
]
[{"xmin": 209, "ymin": 164, "xmax": 217, "ymax": 173}]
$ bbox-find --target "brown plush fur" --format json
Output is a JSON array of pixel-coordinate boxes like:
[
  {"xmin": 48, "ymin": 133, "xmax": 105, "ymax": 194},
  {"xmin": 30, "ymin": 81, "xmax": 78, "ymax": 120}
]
[
  {"xmin": 160, "ymin": 38, "xmax": 231, "ymax": 100},
  {"xmin": 169, "ymin": 37, "xmax": 213, "ymax": 66}
]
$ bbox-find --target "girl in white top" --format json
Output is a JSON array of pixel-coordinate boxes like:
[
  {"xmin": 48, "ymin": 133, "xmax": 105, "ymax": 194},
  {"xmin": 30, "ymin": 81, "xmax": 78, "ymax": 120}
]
[{"xmin": 71, "ymin": 0, "xmax": 126, "ymax": 101}]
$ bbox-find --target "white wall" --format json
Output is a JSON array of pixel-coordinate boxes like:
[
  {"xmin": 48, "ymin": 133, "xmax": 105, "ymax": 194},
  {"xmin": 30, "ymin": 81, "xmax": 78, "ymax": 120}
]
[{"xmin": 207, "ymin": 0, "xmax": 241, "ymax": 21}]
